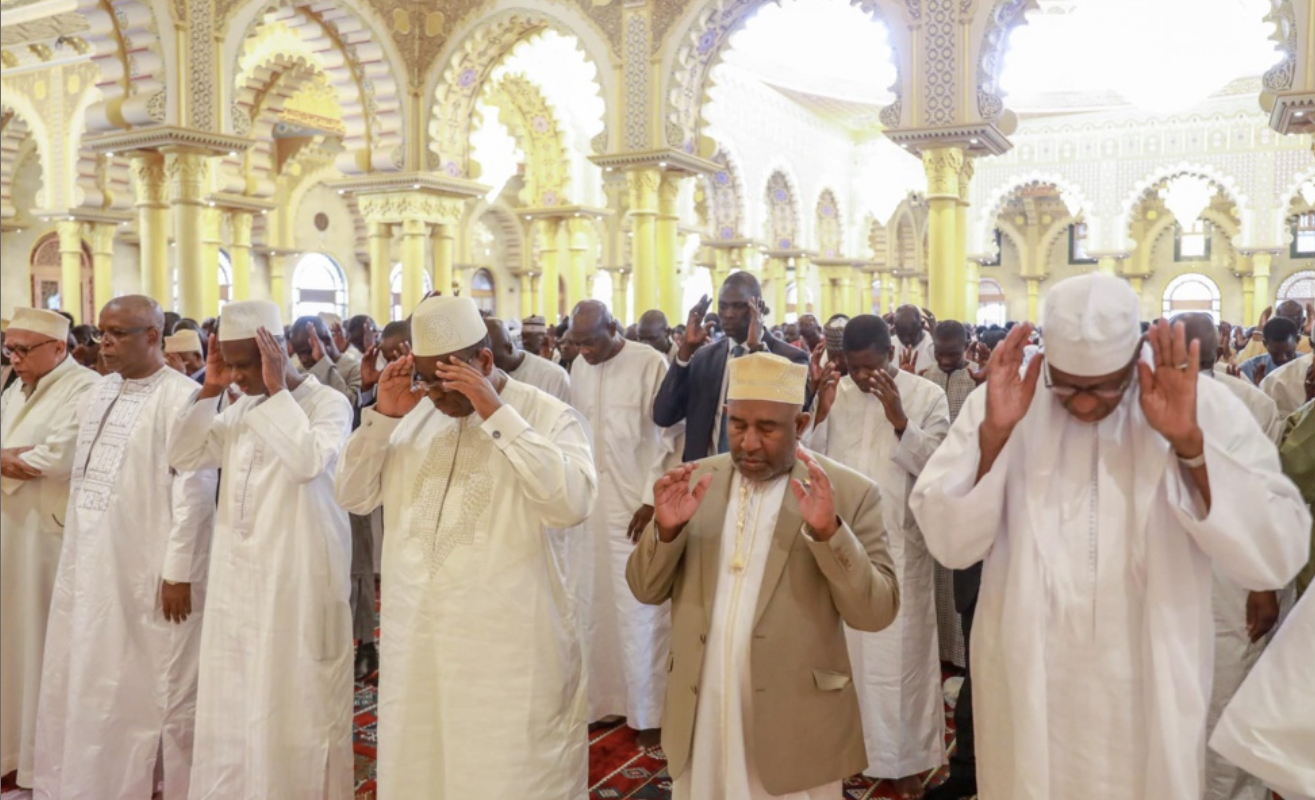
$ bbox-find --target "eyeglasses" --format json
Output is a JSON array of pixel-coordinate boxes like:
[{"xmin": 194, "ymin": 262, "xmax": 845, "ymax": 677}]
[
  {"xmin": 412, "ymin": 355, "xmax": 479, "ymax": 392},
  {"xmin": 1044, "ymin": 358, "xmax": 1135, "ymax": 401},
  {"xmin": 93, "ymin": 326, "xmax": 152, "ymax": 344},
  {"xmin": 3, "ymin": 339, "xmax": 59, "ymax": 360}
]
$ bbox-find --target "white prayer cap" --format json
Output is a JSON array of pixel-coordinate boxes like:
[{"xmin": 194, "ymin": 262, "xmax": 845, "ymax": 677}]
[
  {"xmin": 411, "ymin": 295, "xmax": 488, "ymax": 357},
  {"xmin": 318, "ymin": 311, "xmax": 343, "ymax": 328},
  {"xmin": 728, "ymin": 352, "xmax": 808, "ymax": 406},
  {"xmin": 1041, "ymin": 273, "xmax": 1141, "ymax": 377},
  {"xmin": 9, "ymin": 307, "xmax": 69, "ymax": 342},
  {"xmin": 165, "ymin": 329, "xmax": 203, "ymax": 354},
  {"xmin": 218, "ymin": 300, "xmax": 283, "ymax": 342}
]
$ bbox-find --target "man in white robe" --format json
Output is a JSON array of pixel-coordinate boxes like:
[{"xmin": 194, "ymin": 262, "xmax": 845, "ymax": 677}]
[
  {"xmin": 335, "ymin": 295, "xmax": 597, "ymax": 799},
  {"xmin": 168, "ymin": 300, "xmax": 354, "ymax": 800},
  {"xmin": 0, "ymin": 308, "xmax": 100, "ymax": 789},
  {"xmin": 806, "ymin": 314, "xmax": 949, "ymax": 799},
  {"xmin": 565, "ymin": 300, "xmax": 678, "ymax": 737},
  {"xmin": 892, "ymin": 305, "xmax": 936, "ymax": 376},
  {"xmin": 505, "ymin": 335, "xmax": 572, "ymax": 402},
  {"xmin": 35, "ymin": 296, "xmax": 217, "ymax": 800},
  {"xmin": 1262, "ymin": 344, "xmax": 1314, "ymax": 418},
  {"xmin": 910, "ymin": 273, "xmax": 1311, "ymax": 800}
]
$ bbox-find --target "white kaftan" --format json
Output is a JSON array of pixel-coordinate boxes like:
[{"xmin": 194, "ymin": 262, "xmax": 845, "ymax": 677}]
[
  {"xmin": 1262, "ymin": 352, "xmax": 1313, "ymax": 418},
  {"xmin": 806, "ymin": 371, "xmax": 949, "ymax": 779},
  {"xmin": 1210, "ymin": 586, "xmax": 1315, "ymax": 800},
  {"xmin": 898, "ymin": 336, "xmax": 936, "ymax": 377},
  {"xmin": 510, "ymin": 352, "xmax": 572, "ymax": 402},
  {"xmin": 1215, "ymin": 371, "xmax": 1282, "ymax": 443},
  {"xmin": 168, "ymin": 376, "xmax": 354, "ymax": 800},
  {"xmin": 570, "ymin": 343, "xmax": 678, "ymax": 729},
  {"xmin": 0, "ymin": 356, "xmax": 100, "ymax": 786},
  {"xmin": 672, "ymin": 473, "xmax": 841, "ymax": 800},
  {"xmin": 910, "ymin": 372, "xmax": 1311, "ymax": 800},
  {"xmin": 35, "ymin": 367, "xmax": 217, "ymax": 800},
  {"xmin": 334, "ymin": 378, "xmax": 597, "ymax": 799}
]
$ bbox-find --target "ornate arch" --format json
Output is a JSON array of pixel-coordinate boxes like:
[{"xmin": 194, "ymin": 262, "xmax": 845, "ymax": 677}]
[
  {"xmin": 708, "ymin": 144, "xmax": 745, "ymax": 241},
  {"xmin": 661, "ymin": 0, "xmax": 908, "ymax": 155},
  {"xmin": 815, "ymin": 187, "xmax": 843, "ymax": 258},
  {"xmin": 867, "ymin": 215, "xmax": 889, "ymax": 266},
  {"xmin": 425, "ymin": 5, "xmax": 615, "ymax": 179},
  {"xmin": 764, "ymin": 169, "xmax": 800, "ymax": 250},
  {"xmin": 1, "ymin": 106, "xmax": 34, "ymax": 223},
  {"xmin": 222, "ymin": 0, "xmax": 406, "ymax": 174},
  {"xmin": 466, "ymin": 200, "xmax": 526, "ymax": 274},
  {"xmin": 974, "ymin": 171, "xmax": 1091, "ymax": 255},
  {"xmin": 0, "ymin": 98, "xmax": 50, "ymax": 213},
  {"xmin": 483, "ymin": 74, "xmax": 570, "ymax": 208},
  {"xmin": 1115, "ymin": 162, "xmax": 1248, "ymax": 245},
  {"xmin": 891, "ymin": 200, "xmax": 926, "ymax": 273},
  {"xmin": 77, "ymin": 0, "xmax": 173, "ymax": 132},
  {"xmin": 973, "ymin": 0, "xmax": 1040, "ymax": 124}
]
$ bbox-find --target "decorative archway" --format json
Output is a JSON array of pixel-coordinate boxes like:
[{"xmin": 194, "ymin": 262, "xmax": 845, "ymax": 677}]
[
  {"xmin": 77, "ymin": 0, "xmax": 172, "ymax": 132},
  {"xmin": 708, "ymin": 145, "xmax": 745, "ymax": 241},
  {"xmin": 29, "ymin": 231, "xmax": 93, "ymax": 323},
  {"xmin": 1, "ymin": 107, "xmax": 34, "ymax": 224},
  {"xmin": 764, "ymin": 170, "xmax": 799, "ymax": 249},
  {"xmin": 973, "ymin": 172, "xmax": 1090, "ymax": 256},
  {"xmin": 816, "ymin": 188, "xmax": 842, "ymax": 258},
  {"xmin": 483, "ymin": 74, "xmax": 571, "ymax": 208},
  {"xmin": 1115, "ymin": 163, "xmax": 1248, "ymax": 247},
  {"xmin": 1278, "ymin": 269, "xmax": 1315, "ymax": 307}
]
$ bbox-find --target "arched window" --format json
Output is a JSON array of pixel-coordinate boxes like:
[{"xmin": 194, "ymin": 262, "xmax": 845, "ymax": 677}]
[
  {"xmin": 1174, "ymin": 221, "xmax": 1212, "ymax": 261},
  {"xmin": 31, "ymin": 232, "xmax": 93, "ymax": 323},
  {"xmin": 292, "ymin": 253, "xmax": 347, "ymax": 320},
  {"xmin": 217, "ymin": 250, "xmax": 232, "ymax": 309},
  {"xmin": 1162, "ymin": 272, "xmax": 1221, "ymax": 321},
  {"xmin": 470, "ymin": 268, "xmax": 496, "ymax": 316},
  {"xmin": 390, "ymin": 264, "xmax": 433, "ymax": 322},
  {"xmin": 978, "ymin": 278, "xmax": 1007, "ymax": 327},
  {"xmin": 1278, "ymin": 269, "xmax": 1315, "ymax": 308}
]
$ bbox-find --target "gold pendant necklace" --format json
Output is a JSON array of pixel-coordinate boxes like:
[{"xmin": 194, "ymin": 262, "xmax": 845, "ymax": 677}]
[{"xmin": 730, "ymin": 478, "xmax": 764, "ymax": 574}]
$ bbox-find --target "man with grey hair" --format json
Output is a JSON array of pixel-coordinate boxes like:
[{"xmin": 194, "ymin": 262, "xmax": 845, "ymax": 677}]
[{"xmin": 912, "ymin": 273, "xmax": 1309, "ymax": 800}]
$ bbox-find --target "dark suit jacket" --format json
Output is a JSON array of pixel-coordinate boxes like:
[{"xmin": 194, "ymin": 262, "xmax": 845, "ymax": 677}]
[
  {"xmin": 653, "ymin": 334, "xmax": 810, "ymax": 461},
  {"xmin": 953, "ymin": 562, "xmax": 982, "ymax": 613}
]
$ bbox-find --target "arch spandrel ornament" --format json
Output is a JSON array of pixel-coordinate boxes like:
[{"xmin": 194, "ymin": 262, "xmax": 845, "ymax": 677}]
[
  {"xmin": 816, "ymin": 188, "xmax": 843, "ymax": 258},
  {"xmin": 709, "ymin": 145, "xmax": 745, "ymax": 241},
  {"xmin": 764, "ymin": 170, "xmax": 800, "ymax": 250},
  {"xmin": 483, "ymin": 74, "xmax": 572, "ymax": 208}
]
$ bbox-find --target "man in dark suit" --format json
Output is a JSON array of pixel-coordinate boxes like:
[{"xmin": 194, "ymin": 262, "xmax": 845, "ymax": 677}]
[{"xmin": 653, "ymin": 272, "xmax": 809, "ymax": 463}]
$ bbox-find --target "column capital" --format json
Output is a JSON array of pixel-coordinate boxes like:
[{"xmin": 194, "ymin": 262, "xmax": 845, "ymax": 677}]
[
  {"xmin": 922, "ymin": 146, "xmax": 965, "ymax": 200},
  {"xmin": 227, "ymin": 209, "xmax": 253, "ymax": 244},
  {"xmin": 129, "ymin": 152, "xmax": 169, "ymax": 208},
  {"xmin": 357, "ymin": 190, "xmax": 466, "ymax": 226},
  {"xmin": 164, "ymin": 151, "xmax": 210, "ymax": 204},
  {"xmin": 957, "ymin": 157, "xmax": 975, "ymax": 204},
  {"xmin": 626, "ymin": 167, "xmax": 662, "ymax": 212},
  {"xmin": 89, "ymin": 220, "xmax": 116, "ymax": 255}
]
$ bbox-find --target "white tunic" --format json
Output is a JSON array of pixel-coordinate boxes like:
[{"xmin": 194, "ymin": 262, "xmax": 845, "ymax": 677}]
[
  {"xmin": 569, "ymin": 342, "xmax": 678, "ymax": 729},
  {"xmin": 35, "ymin": 367, "xmax": 217, "ymax": 800},
  {"xmin": 168, "ymin": 376, "xmax": 354, "ymax": 800},
  {"xmin": 897, "ymin": 335, "xmax": 936, "ymax": 376},
  {"xmin": 806, "ymin": 371, "xmax": 949, "ymax": 778},
  {"xmin": 910, "ymin": 374, "xmax": 1310, "ymax": 800},
  {"xmin": 335, "ymin": 379, "xmax": 597, "ymax": 799},
  {"xmin": 1210, "ymin": 586, "xmax": 1315, "ymax": 800},
  {"xmin": 1261, "ymin": 352, "xmax": 1313, "ymax": 418},
  {"xmin": 510, "ymin": 352, "xmax": 572, "ymax": 402},
  {"xmin": 1215, "ymin": 371, "xmax": 1282, "ymax": 443},
  {"xmin": 672, "ymin": 473, "xmax": 840, "ymax": 800},
  {"xmin": 0, "ymin": 356, "xmax": 100, "ymax": 785}
]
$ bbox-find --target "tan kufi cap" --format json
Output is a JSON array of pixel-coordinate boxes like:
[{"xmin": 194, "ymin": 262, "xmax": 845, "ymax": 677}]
[
  {"xmin": 1041, "ymin": 273, "xmax": 1141, "ymax": 377},
  {"xmin": 165, "ymin": 329, "xmax": 203, "ymax": 354},
  {"xmin": 1, "ymin": 319, "xmax": 9, "ymax": 333},
  {"xmin": 318, "ymin": 311, "xmax": 343, "ymax": 328},
  {"xmin": 727, "ymin": 352, "xmax": 807, "ymax": 405},
  {"xmin": 412, "ymin": 295, "xmax": 487, "ymax": 357},
  {"xmin": 9, "ymin": 308, "xmax": 70, "ymax": 342},
  {"xmin": 219, "ymin": 300, "xmax": 283, "ymax": 342}
]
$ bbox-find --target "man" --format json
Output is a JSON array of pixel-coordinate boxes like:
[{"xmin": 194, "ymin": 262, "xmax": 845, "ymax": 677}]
[
  {"xmin": 68, "ymin": 325, "xmax": 100, "ymax": 370},
  {"xmin": 1278, "ymin": 372, "xmax": 1315, "ymax": 596},
  {"xmin": 1234, "ymin": 300, "xmax": 1313, "ymax": 363},
  {"xmin": 165, "ymin": 328, "xmax": 208, "ymax": 382},
  {"xmin": 335, "ymin": 295, "xmax": 597, "ymax": 798},
  {"xmin": 822, "ymin": 315, "xmax": 849, "ymax": 376},
  {"xmin": 654, "ymin": 272, "xmax": 810, "ymax": 462},
  {"xmin": 782, "ymin": 322, "xmax": 801, "ymax": 349},
  {"xmin": 893, "ymin": 305, "xmax": 936, "ymax": 376},
  {"xmin": 637, "ymin": 309, "xmax": 678, "ymax": 362},
  {"xmin": 555, "ymin": 318, "xmax": 578, "ymax": 372},
  {"xmin": 292, "ymin": 315, "xmax": 361, "ymax": 408},
  {"xmin": 1261, "ymin": 333, "xmax": 1314, "ymax": 418},
  {"xmin": 627, "ymin": 352, "xmax": 900, "ymax": 799},
  {"xmin": 35, "ymin": 296, "xmax": 217, "ymax": 799},
  {"xmin": 798, "ymin": 314, "xmax": 823, "ymax": 353},
  {"xmin": 910, "ymin": 273, "xmax": 1310, "ymax": 800},
  {"xmin": 320, "ymin": 311, "xmax": 349, "ymax": 354},
  {"xmin": 0, "ymin": 308, "xmax": 100, "ymax": 790},
  {"xmin": 345, "ymin": 314, "xmax": 378, "ymax": 356},
  {"xmin": 1179, "ymin": 312, "xmax": 1288, "ymax": 800},
  {"xmin": 521, "ymin": 315, "xmax": 551, "ymax": 361},
  {"xmin": 1239, "ymin": 316, "xmax": 1301, "ymax": 384},
  {"xmin": 168, "ymin": 300, "xmax": 353, "ymax": 799},
  {"xmin": 359, "ymin": 320, "xmax": 411, "ymax": 408},
  {"xmin": 565, "ymin": 301, "xmax": 677, "ymax": 741},
  {"xmin": 807, "ymin": 316, "xmax": 950, "ymax": 799},
  {"xmin": 484, "ymin": 316, "xmax": 570, "ymax": 402}
]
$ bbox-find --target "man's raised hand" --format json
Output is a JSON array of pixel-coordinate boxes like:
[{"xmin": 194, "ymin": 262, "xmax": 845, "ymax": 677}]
[{"xmin": 653, "ymin": 463, "xmax": 712, "ymax": 542}]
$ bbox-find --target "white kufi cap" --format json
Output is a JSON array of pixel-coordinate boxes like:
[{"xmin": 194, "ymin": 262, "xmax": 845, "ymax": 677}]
[
  {"xmin": 9, "ymin": 308, "xmax": 70, "ymax": 342},
  {"xmin": 411, "ymin": 295, "xmax": 487, "ymax": 357},
  {"xmin": 1041, "ymin": 273, "xmax": 1141, "ymax": 377},
  {"xmin": 219, "ymin": 300, "xmax": 283, "ymax": 342},
  {"xmin": 165, "ymin": 329, "xmax": 204, "ymax": 354}
]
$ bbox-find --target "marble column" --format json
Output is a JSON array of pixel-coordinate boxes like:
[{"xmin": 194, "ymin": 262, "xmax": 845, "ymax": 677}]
[
  {"xmin": 130, "ymin": 152, "xmax": 169, "ymax": 306},
  {"xmin": 657, "ymin": 173, "xmax": 683, "ymax": 320},
  {"xmin": 399, "ymin": 218, "xmax": 427, "ymax": 316},
  {"xmin": 627, "ymin": 168, "xmax": 660, "ymax": 315},
  {"xmin": 368, "ymin": 221, "xmax": 391, "ymax": 323},
  {"xmin": 56, "ymin": 219, "xmax": 84, "ymax": 323},
  {"xmin": 566, "ymin": 217, "xmax": 592, "ymax": 310},
  {"xmin": 201, "ymin": 206, "xmax": 223, "ymax": 317},
  {"xmin": 227, "ymin": 211, "xmax": 253, "ymax": 302},
  {"xmin": 922, "ymin": 146, "xmax": 965, "ymax": 321},
  {"xmin": 538, "ymin": 218, "xmax": 562, "ymax": 322},
  {"xmin": 90, "ymin": 222, "xmax": 115, "ymax": 316},
  {"xmin": 432, "ymin": 222, "xmax": 456, "ymax": 297},
  {"xmin": 954, "ymin": 157, "xmax": 974, "ymax": 321},
  {"xmin": 1250, "ymin": 252, "xmax": 1274, "ymax": 317}
]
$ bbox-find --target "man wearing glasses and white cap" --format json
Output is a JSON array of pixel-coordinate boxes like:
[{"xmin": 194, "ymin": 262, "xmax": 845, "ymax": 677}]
[
  {"xmin": 0, "ymin": 307, "xmax": 100, "ymax": 791},
  {"xmin": 911, "ymin": 273, "xmax": 1311, "ymax": 800}
]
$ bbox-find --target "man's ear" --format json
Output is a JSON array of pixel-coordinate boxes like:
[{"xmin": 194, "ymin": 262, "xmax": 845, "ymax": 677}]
[
  {"xmin": 477, "ymin": 348, "xmax": 496, "ymax": 375},
  {"xmin": 795, "ymin": 411, "xmax": 812, "ymax": 438}
]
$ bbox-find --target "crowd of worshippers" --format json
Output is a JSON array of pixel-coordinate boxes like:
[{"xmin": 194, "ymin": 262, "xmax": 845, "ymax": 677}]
[{"xmin": 0, "ymin": 271, "xmax": 1311, "ymax": 800}]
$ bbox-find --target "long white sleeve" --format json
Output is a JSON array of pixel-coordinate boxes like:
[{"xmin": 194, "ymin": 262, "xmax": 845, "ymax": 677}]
[
  {"xmin": 162, "ymin": 466, "xmax": 218, "ymax": 583},
  {"xmin": 243, "ymin": 388, "xmax": 352, "ymax": 484},
  {"xmin": 167, "ymin": 393, "xmax": 228, "ymax": 472},
  {"xmin": 480, "ymin": 403, "xmax": 597, "ymax": 528},
  {"xmin": 890, "ymin": 390, "xmax": 950, "ymax": 478},
  {"xmin": 334, "ymin": 407, "xmax": 399, "ymax": 515},
  {"xmin": 14, "ymin": 387, "xmax": 95, "ymax": 481}
]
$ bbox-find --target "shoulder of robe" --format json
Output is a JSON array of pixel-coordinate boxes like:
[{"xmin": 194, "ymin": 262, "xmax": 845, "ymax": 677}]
[{"xmin": 503, "ymin": 379, "xmax": 574, "ymax": 425}]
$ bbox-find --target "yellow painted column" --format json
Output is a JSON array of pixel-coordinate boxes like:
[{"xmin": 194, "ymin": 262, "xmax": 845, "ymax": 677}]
[
  {"xmin": 922, "ymin": 146, "xmax": 965, "ymax": 320},
  {"xmin": 166, "ymin": 151, "xmax": 209, "ymax": 320},
  {"xmin": 766, "ymin": 258, "xmax": 786, "ymax": 324},
  {"xmin": 519, "ymin": 273, "xmax": 535, "ymax": 319},
  {"xmin": 56, "ymin": 219, "xmax": 84, "ymax": 323},
  {"xmin": 656, "ymin": 173, "xmax": 683, "ymax": 320},
  {"xmin": 269, "ymin": 254, "xmax": 288, "ymax": 320},
  {"xmin": 130, "ymin": 153, "xmax": 169, "ymax": 306},
  {"xmin": 201, "ymin": 206, "xmax": 222, "ymax": 318},
  {"xmin": 1097, "ymin": 256, "xmax": 1119, "ymax": 277},
  {"xmin": 1026, "ymin": 278, "xmax": 1041, "ymax": 322},
  {"xmin": 963, "ymin": 261, "xmax": 980, "ymax": 325},
  {"xmin": 1251, "ymin": 252, "xmax": 1273, "ymax": 314},
  {"xmin": 567, "ymin": 218, "xmax": 592, "ymax": 309},
  {"xmin": 882, "ymin": 272, "xmax": 897, "ymax": 315},
  {"xmin": 538, "ymin": 218, "xmax": 561, "ymax": 322},
  {"xmin": 1242, "ymin": 275, "xmax": 1256, "ymax": 326},
  {"xmin": 953, "ymin": 159, "xmax": 973, "ymax": 322},
  {"xmin": 368, "ymin": 221, "xmax": 391, "ymax": 322},
  {"xmin": 432, "ymin": 222, "xmax": 456, "ymax": 297},
  {"xmin": 400, "ymin": 219, "xmax": 428, "ymax": 316},
  {"xmin": 228, "ymin": 211, "xmax": 253, "ymax": 302},
  {"xmin": 627, "ymin": 168, "xmax": 660, "ymax": 315},
  {"xmin": 90, "ymin": 222, "xmax": 115, "ymax": 316}
]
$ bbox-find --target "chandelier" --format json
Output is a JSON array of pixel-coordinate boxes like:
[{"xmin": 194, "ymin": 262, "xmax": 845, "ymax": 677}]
[{"xmin": 1159, "ymin": 175, "xmax": 1216, "ymax": 228}]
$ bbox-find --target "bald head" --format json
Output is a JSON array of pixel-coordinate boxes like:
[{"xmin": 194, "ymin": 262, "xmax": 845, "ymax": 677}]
[
  {"xmin": 893, "ymin": 304, "xmax": 924, "ymax": 348},
  {"xmin": 637, "ymin": 309, "xmax": 672, "ymax": 354},
  {"xmin": 483, "ymin": 316, "xmax": 522, "ymax": 372},
  {"xmin": 98, "ymin": 294, "xmax": 166, "ymax": 378},
  {"xmin": 105, "ymin": 295, "xmax": 165, "ymax": 330},
  {"xmin": 568, "ymin": 300, "xmax": 623, "ymax": 366},
  {"xmin": 1178, "ymin": 313, "xmax": 1218, "ymax": 370},
  {"xmin": 1276, "ymin": 299, "xmax": 1305, "ymax": 325}
]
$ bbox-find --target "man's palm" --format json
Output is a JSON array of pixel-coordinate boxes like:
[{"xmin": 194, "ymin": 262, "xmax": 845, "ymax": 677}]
[{"xmin": 984, "ymin": 323, "xmax": 1040, "ymax": 432}]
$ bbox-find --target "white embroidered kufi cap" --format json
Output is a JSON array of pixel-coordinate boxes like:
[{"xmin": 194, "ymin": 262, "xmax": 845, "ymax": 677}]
[
  {"xmin": 1041, "ymin": 272, "xmax": 1141, "ymax": 377},
  {"xmin": 219, "ymin": 300, "xmax": 283, "ymax": 342},
  {"xmin": 727, "ymin": 352, "xmax": 808, "ymax": 405},
  {"xmin": 9, "ymin": 308, "xmax": 70, "ymax": 342},
  {"xmin": 411, "ymin": 295, "xmax": 488, "ymax": 357},
  {"xmin": 165, "ymin": 329, "xmax": 204, "ymax": 354}
]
